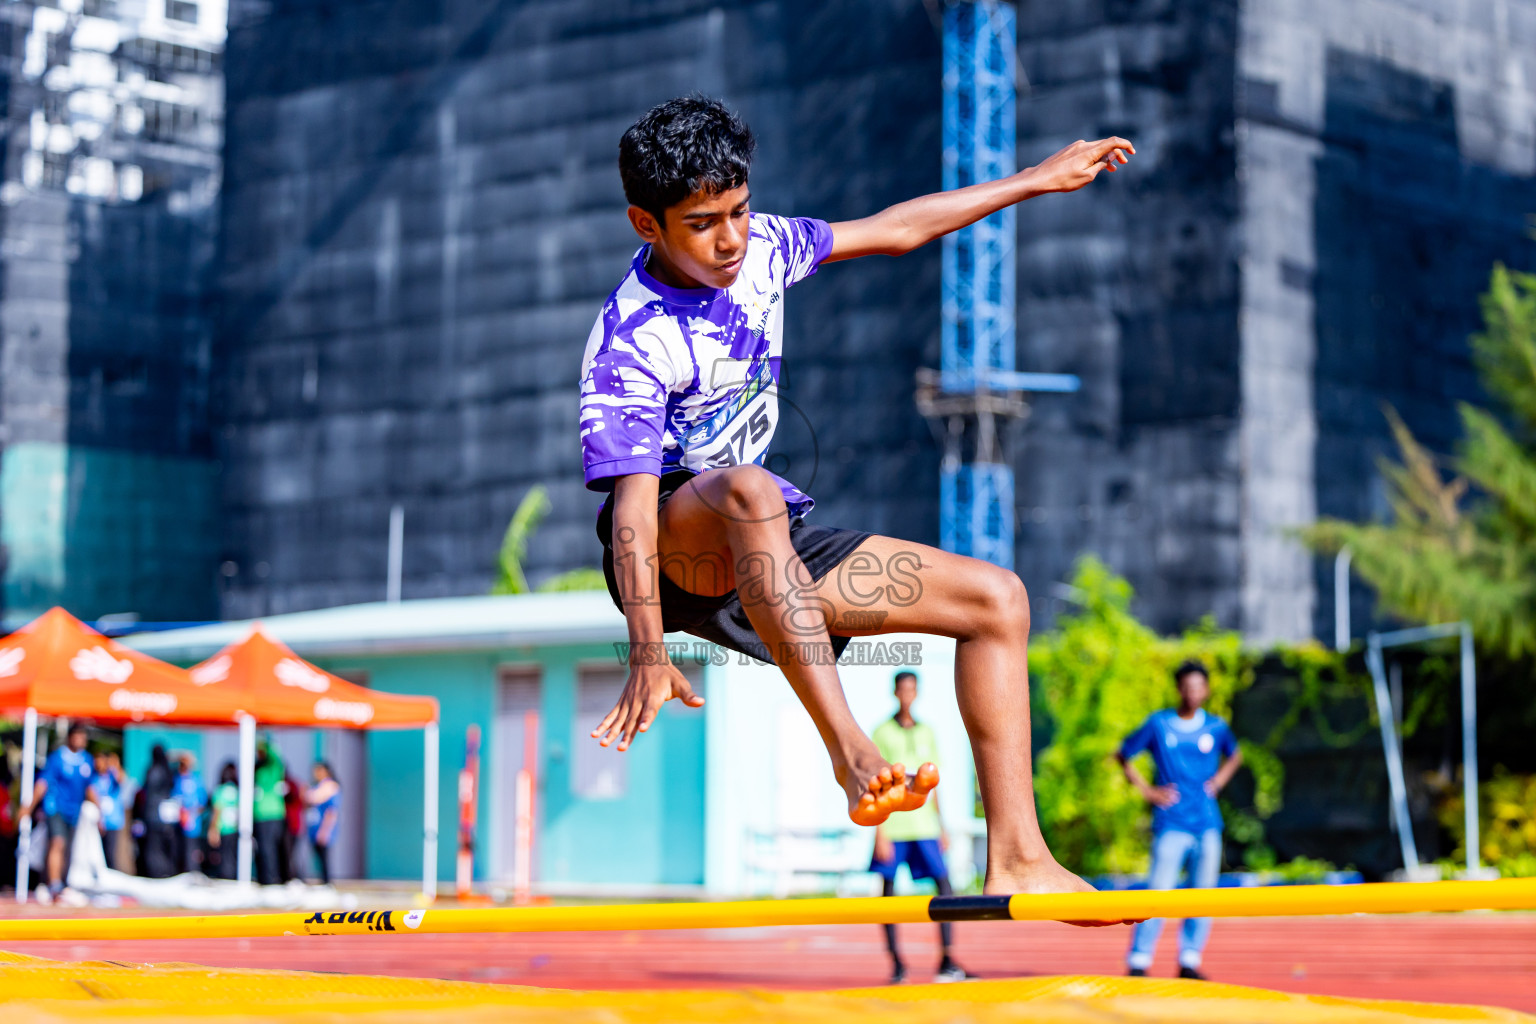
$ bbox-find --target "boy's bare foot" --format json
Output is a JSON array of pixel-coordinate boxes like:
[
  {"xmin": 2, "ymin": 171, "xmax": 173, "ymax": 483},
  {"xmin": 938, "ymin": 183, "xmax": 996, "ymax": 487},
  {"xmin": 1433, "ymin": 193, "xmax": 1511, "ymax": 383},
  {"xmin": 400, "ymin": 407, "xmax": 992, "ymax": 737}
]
[
  {"xmin": 839, "ymin": 753, "xmax": 942, "ymax": 826},
  {"xmin": 984, "ymin": 858, "xmax": 1134, "ymax": 928},
  {"xmin": 839, "ymin": 745, "xmax": 907, "ymax": 826}
]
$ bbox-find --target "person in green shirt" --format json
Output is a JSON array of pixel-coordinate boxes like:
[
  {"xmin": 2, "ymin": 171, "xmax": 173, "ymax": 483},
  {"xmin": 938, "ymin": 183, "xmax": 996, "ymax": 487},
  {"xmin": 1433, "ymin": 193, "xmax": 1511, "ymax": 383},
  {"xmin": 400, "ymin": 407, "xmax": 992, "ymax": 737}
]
[
  {"xmin": 207, "ymin": 762, "xmax": 241, "ymax": 880},
  {"xmin": 252, "ymin": 739, "xmax": 287, "ymax": 885},
  {"xmin": 869, "ymin": 671, "xmax": 967, "ymax": 984}
]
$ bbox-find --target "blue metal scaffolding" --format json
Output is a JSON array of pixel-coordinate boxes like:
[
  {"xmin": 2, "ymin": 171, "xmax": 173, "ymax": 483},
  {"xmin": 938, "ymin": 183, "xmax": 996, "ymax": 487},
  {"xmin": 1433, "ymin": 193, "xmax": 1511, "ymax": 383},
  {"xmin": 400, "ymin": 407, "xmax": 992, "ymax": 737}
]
[
  {"xmin": 942, "ymin": 0, "xmax": 1016, "ymax": 394},
  {"xmin": 926, "ymin": 0, "xmax": 1077, "ymax": 570}
]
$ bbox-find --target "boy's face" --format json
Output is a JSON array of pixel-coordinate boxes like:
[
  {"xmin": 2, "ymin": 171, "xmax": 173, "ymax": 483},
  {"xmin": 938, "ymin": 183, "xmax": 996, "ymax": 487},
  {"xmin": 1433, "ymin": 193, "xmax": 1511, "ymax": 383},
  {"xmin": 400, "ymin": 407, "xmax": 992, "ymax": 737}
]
[
  {"xmin": 1177, "ymin": 671, "xmax": 1210, "ymax": 709},
  {"xmin": 628, "ymin": 183, "xmax": 751, "ymax": 290}
]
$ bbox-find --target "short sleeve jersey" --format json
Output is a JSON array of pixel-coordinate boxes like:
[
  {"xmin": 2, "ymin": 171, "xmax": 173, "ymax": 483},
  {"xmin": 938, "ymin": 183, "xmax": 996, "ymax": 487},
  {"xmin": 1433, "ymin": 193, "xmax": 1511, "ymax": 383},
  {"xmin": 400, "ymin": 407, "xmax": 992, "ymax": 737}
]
[
  {"xmin": 1119, "ymin": 709, "xmax": 1238, "ymax": 835},
  {"xmin": 870, "ymin": 718, "xmax": 942, "ymax": 843},
  {"xmin": 40, "ymin": 747, "xmax": 94, "ymax": 821},
  {"xmin": 174, "ymin": 771, "xmax": 208, "ymax": 835},
  {"xmin": 578, "ymin": 213, "xmax": 834, "ymax": 514},
  {"xmin": 212, "ymin": 783, "xmax": 240, "ymax": 836}
]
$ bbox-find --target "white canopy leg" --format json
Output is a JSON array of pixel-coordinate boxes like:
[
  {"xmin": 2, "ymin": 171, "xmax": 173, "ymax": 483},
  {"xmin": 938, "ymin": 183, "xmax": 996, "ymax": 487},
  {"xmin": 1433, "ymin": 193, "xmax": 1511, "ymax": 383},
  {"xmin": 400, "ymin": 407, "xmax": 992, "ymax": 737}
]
[
  {"xmin": 238, "ymin": 714, "xmax": 256, "ymax": 887},
  {"xmin": 14, "ymin": 707, "xmax": 37, "ymax": 903},
  {"xmin": 1460, "ymin": 624, "xmax": 1480, "ymax": 876},
  {"xmin": 423, "ymin": 722, "xmax": 439, "ymax": 902}
]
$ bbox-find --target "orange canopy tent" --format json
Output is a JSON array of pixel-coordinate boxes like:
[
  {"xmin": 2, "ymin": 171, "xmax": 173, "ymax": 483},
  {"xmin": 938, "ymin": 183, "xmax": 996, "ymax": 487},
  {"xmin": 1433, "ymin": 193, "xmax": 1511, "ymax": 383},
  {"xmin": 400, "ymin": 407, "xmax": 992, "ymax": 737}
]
[
  {"xmin": 2, "ymin": 607, "xmax": 256, "ymax": 900},
  {"xmin": 187, "ymin": 625, "xmax": 439, "ymax": 891},
  {"xmin": 0, "ymin": 607, "xmax": 246, "ymax": 725},
  {"xmin": 187, "ymin": 625, "xmax": 437, "ymax": 728}
]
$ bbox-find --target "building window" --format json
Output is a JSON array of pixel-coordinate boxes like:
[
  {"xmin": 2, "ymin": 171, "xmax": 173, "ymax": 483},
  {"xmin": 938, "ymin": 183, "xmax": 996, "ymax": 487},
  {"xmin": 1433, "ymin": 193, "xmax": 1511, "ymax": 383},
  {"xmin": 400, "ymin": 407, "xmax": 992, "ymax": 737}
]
[
  {"xmin": 573, "ymin": 668, "xmax": 628, "ymax": 800},
  {"xmin": 165, "ymin": 0, "xmax": 198, "ymax": 23},
  {"xmin": 142, "ymin": 100, "xmax": 201, "ymax": 142}
]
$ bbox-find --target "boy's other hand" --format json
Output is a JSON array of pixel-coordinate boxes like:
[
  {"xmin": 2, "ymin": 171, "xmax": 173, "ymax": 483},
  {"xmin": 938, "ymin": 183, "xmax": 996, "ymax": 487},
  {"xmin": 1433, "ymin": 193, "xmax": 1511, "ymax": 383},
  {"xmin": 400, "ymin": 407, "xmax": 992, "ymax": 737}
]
[
  {"xmin": 592, "ymin": 657, "xmax": 705, "ymax": 751},
  {"xmin": 1025, "ymin": 137, "xmax": 1134, "ymax": 194},
  {"xmin": 1145, "ymin": 784, "xmax": 1180, "ymax": 808}
]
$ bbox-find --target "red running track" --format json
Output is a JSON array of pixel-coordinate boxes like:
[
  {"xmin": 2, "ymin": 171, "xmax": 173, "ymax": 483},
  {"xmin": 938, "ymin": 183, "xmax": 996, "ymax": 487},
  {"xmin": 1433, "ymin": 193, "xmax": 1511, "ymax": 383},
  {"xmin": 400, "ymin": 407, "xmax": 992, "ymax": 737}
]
[{"xmin": 4, "ymin": 914, "xmax": 1534, "ymax": 1012}]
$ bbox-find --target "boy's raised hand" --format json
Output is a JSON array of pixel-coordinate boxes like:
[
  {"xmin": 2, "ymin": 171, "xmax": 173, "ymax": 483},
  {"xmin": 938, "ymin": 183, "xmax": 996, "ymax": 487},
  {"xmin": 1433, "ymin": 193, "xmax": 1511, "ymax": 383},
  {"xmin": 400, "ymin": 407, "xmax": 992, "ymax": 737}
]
[
  {"xmin": 1025, "ymin": 137, "xmax": 1135, "ymax": 193},
  {"xmin": 592, "ymin": 657, "xmax": 705, "ymax": 752}
]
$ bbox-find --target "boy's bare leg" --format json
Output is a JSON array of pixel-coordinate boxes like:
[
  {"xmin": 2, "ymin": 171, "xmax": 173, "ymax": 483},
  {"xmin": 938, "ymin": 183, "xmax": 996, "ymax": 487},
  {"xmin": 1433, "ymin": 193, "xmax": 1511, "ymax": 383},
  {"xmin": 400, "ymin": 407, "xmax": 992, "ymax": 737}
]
[
  {"xmin": 649, "ymin": 465, "xmax": 1090, "ymax": 900},
  {"xmin": 802, "ymin": 534, "xmax": 1094, "ymax": 898},
  {"xmin": 655, "ymin": 466, "xmax": 936, "ymax": 824}
]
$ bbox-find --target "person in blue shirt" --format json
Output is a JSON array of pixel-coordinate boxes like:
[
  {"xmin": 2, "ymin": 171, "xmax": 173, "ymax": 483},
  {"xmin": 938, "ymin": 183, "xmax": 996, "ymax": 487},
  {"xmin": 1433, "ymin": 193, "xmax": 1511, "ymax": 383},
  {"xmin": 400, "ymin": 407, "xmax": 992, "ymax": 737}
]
[
  {"xmin": 303, "ymin": 761, "xmax": 342, "ymax": 886},
  {"xmin": 173, "ymin": 752, "xmax": 209, "ymax": 874},
  {"xmin": 20, "ymin": 723, "xmax": 96, "ymax": 899},
  {"xmin": 1115, "ymin": 660, "xmax": 1243, "ymax": 979},
  {"xmin": 92, "ymin": 750, "xmax": 127, "ymax": 872}
]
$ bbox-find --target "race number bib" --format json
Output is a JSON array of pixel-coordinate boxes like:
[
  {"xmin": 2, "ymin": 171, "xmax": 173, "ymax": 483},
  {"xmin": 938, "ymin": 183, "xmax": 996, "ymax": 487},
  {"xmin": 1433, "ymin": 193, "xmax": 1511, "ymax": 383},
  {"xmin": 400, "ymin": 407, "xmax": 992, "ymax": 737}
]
[{"xmin": 680, "ymin": 360, "xmax": 779, "ymax": 472}]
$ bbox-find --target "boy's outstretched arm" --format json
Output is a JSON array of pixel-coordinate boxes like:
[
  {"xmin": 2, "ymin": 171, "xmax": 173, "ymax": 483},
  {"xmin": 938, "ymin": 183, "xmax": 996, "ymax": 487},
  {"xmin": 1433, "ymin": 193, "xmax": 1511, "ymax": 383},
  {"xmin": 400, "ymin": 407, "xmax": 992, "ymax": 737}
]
[{"xmin": 824, "ymin": 136, "xmax": 1134, "ymax": 262}]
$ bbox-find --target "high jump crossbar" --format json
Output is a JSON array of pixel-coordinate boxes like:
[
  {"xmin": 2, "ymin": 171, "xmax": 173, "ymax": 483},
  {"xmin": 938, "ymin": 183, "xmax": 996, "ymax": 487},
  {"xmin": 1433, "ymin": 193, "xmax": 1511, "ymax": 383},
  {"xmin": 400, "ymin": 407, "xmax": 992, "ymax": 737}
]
[{"xmin": 1, "ymin": 879, "xmax": 1532, "ymax": 941}]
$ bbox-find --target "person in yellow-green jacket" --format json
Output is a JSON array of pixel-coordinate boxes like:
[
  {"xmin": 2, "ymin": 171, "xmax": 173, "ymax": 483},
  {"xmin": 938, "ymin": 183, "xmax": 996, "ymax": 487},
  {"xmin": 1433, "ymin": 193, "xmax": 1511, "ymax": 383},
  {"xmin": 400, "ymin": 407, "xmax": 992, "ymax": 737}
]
[{"xmin": 869, "ymin": 671, "xmax": 968, "ymax": 985}]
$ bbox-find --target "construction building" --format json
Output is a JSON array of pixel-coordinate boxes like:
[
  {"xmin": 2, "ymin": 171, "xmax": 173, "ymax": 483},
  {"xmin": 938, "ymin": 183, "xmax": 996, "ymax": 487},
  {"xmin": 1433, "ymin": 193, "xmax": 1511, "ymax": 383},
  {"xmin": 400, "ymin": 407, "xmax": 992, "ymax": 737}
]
[
  {"xmin": 4, "ymin": 1, "xmax": 1534, "ymax": 644},
  {"xmin": 0, "ymin": 0, "xmax": 226, "ymax": 624}
]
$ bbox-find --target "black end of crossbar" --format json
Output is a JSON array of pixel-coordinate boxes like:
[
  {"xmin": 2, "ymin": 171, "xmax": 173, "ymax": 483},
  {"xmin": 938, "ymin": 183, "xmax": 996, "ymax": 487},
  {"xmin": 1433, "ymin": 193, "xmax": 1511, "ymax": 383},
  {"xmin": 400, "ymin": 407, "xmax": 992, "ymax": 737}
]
[{"xmin": 928, "ymin": 895, "xmax": 1013, "ymax": 922}]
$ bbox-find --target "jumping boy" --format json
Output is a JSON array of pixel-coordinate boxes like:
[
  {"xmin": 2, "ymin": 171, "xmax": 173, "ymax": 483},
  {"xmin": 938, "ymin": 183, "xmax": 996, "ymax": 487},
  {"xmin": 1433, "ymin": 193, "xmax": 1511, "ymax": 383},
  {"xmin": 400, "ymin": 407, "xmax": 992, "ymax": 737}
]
[{"xmin": 581, "ymin": 96, "xmax": 1133, "ymax": 896}]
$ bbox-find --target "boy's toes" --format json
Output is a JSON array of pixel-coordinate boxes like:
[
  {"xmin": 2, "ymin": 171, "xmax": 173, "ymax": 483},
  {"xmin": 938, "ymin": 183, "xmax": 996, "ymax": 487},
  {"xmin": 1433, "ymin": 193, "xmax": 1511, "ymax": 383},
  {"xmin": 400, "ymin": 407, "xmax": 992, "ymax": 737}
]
[
  {"xmin": 848, "ymin": 763, "xmax": 902, "ymax": 826},
  {"xmin": 876, "ymin": 781, "xmax": 908, "ymax": 816},
  {"xmin": 850, "ymin": 791, "xmax": 889, "ymax": 827},
  {"xmin": 895, "ymin": 763, "xmax": 940, "ymax": 812}
]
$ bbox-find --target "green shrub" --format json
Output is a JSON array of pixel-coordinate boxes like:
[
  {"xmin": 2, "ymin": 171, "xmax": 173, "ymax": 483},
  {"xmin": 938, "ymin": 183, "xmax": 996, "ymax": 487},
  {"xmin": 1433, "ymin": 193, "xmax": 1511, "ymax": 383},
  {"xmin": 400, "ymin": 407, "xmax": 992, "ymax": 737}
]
[{"xmin": 1436, "ymin": 768, "xmax": 1536, "ymax": 876}]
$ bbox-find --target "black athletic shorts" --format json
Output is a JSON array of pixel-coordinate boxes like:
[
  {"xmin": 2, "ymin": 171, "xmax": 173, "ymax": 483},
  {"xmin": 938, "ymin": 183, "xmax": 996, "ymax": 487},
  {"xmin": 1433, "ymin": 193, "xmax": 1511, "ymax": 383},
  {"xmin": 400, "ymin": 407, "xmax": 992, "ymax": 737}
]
[{"xmin": 597, "ymin": 469, "xmax": 871, "ymax": 665}]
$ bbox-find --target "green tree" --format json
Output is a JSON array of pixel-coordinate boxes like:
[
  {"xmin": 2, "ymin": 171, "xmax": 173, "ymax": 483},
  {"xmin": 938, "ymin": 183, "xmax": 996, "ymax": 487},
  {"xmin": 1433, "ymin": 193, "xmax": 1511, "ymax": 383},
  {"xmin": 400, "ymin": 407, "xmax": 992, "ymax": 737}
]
[
  {"xmin": 491, "ymin": 485, "xmax": 607, "ymax": 595},
  {"xmin": 1304, "ymin": 265, "xmax": 1536, "ymax": 659},
  {"xmin": 1028, "ymin": 557, "xmax": 1262, "ymax": 875}
]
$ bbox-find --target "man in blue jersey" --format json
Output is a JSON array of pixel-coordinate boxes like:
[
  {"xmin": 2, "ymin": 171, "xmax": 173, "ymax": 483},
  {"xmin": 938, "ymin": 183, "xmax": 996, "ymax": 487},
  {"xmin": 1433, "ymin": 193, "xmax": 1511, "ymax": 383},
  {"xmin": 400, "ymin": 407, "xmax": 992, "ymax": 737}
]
[
  {"xmin": 92, "ymin": 749, "xmax": 127, "ymax": 871},
  {"xmin": 581, "ymin": 96, "xmax": 1135, "ymax": 900},
  {"xmin": 20, "ymin": 722, "xmax": 96, "ymax": 900},
  {"xmin": 1115, "ymin": 660, "xmax": 1244, "ymax": 978},
  {"xmin": 173, "ymin": 752, "xmax": 208, "ymax": 874}
]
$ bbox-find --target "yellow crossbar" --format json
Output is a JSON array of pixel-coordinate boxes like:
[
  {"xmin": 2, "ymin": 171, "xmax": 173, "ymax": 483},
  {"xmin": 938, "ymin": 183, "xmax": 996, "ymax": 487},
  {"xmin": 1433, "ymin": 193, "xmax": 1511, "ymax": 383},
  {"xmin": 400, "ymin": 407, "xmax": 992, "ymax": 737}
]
[{"xmin": 0, "ymin": 878, "xmax": 1531, "ymax": 942}]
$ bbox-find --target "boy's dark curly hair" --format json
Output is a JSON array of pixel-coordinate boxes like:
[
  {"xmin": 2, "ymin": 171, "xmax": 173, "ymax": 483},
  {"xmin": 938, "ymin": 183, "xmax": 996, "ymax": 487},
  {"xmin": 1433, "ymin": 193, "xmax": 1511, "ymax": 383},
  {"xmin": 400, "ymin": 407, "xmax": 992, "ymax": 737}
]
[
  {"xmin": 619, "ymin": 96, "xmax": 755, "ymax": 222},
  {"xmin": 1173, "ymin": 659, "xmax": 1209, "ymax": 685}
]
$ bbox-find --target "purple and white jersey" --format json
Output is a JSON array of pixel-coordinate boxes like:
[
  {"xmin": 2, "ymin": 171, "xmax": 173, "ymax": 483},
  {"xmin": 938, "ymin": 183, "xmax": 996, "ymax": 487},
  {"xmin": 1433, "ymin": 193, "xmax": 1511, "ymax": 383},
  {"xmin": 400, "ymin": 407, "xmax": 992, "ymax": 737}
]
[{"xmin": 579, "ymin": 212, "xmax": 833, "ymax": 515}]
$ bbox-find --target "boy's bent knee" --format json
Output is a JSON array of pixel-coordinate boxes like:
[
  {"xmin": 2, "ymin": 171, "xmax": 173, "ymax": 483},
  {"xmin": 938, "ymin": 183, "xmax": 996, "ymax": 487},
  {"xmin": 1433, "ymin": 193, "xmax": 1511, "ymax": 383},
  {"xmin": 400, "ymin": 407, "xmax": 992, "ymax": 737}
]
[
  {"xmin": 975, "ymin": 566, "xmax": 1030, "ymax": 636},
  {"xmin": 710, "ymin": 464, "xmax": 786, "ymax": 522}
]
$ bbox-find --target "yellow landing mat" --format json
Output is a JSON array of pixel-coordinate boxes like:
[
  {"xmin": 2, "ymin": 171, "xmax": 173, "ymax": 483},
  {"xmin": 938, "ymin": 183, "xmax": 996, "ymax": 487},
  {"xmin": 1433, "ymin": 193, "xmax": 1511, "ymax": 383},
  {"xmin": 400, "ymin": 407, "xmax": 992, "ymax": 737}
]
[{"xmin": 1, "ymin": 950, "xmax": 1529, "ymax": 1024}]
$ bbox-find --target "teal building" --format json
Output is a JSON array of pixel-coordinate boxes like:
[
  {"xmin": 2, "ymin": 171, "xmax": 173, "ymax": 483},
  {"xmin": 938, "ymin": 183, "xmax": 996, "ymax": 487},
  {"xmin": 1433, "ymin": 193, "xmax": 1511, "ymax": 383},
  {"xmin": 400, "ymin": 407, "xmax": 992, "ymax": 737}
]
[{"xmin": 127, "ymin": 593, "xmax": 979, "ymax": 895}]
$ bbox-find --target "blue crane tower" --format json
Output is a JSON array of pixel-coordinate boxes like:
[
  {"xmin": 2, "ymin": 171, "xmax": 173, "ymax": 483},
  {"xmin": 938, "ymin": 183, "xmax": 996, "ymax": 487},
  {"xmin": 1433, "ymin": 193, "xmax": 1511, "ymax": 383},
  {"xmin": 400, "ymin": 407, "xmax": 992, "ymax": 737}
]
[{"xmin": 919, "ymin": 0, "xmax": 1078, "ymax": 570}]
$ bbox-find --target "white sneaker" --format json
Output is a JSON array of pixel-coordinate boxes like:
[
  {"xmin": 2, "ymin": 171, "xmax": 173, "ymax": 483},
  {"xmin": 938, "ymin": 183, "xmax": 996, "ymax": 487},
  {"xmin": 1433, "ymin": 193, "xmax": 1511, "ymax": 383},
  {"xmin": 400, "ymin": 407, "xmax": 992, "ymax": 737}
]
[
  {"xmin": 34, "ymin": 885, "xmax": 53, "ymax": 906},
  {"xmin": 934, "ymin": 964, "xmax": 969, "ymax": 983}
]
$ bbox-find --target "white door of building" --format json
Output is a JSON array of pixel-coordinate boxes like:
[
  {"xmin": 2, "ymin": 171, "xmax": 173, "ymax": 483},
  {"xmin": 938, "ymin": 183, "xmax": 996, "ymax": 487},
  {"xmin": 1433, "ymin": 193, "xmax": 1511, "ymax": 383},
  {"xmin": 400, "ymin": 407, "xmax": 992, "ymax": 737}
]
[{"xmin": 494, "ymin": 666, "xmax": 542, "ymax": 882}]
